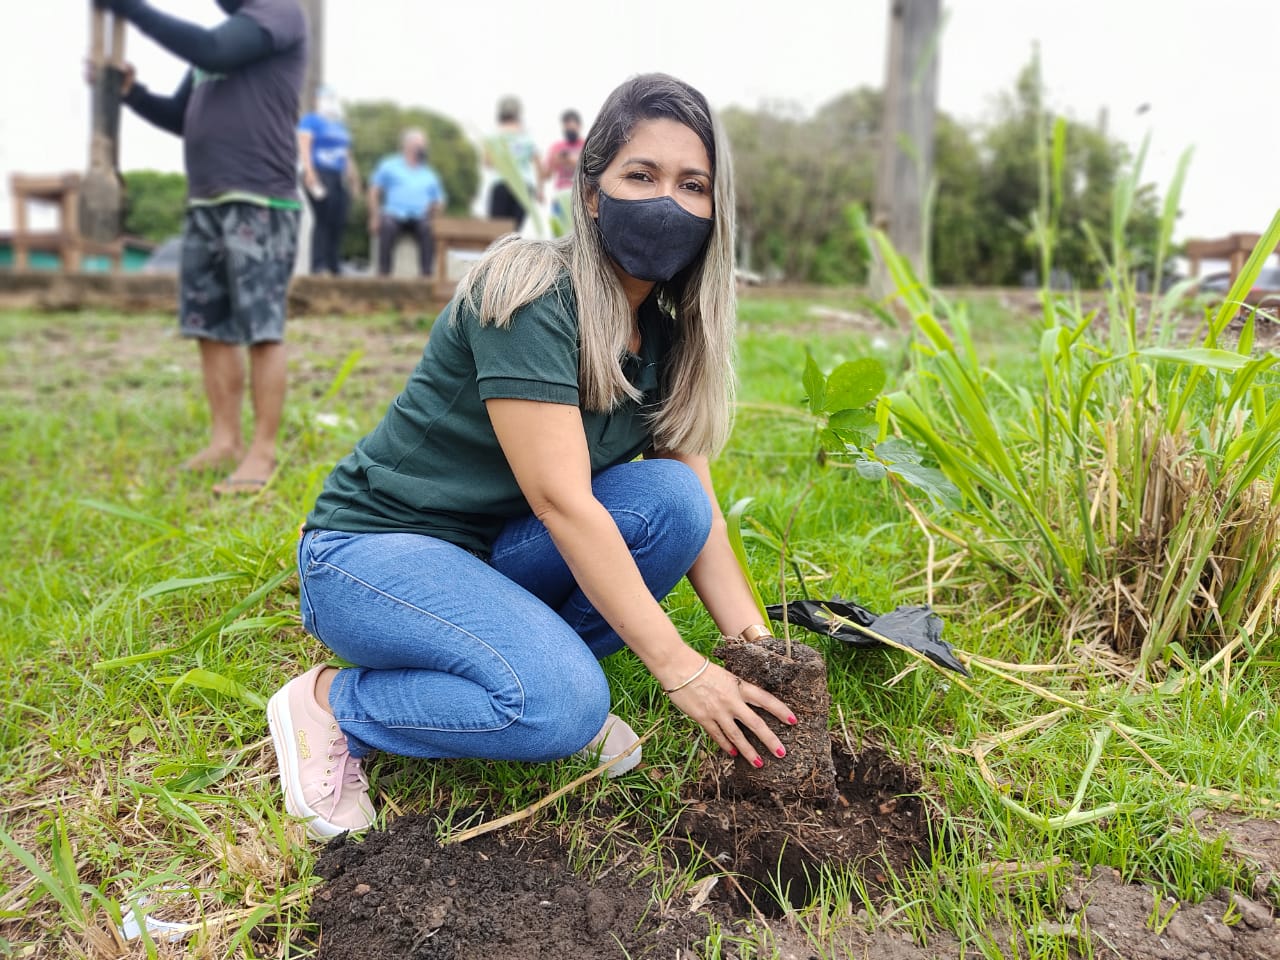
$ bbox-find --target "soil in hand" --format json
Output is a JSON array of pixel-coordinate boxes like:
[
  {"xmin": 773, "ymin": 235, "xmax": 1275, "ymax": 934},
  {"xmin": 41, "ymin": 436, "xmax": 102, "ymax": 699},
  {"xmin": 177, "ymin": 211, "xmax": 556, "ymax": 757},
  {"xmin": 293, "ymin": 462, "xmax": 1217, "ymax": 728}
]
[{"xmin": 716, "ymin": 636, "xmax": 836, "ymax": 802}]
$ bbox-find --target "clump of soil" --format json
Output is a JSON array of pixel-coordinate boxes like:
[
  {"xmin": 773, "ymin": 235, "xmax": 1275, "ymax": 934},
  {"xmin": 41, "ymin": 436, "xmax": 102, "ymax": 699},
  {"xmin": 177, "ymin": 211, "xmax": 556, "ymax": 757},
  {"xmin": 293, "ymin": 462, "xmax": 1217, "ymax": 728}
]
[
  {"xmin": 306, "ymin": 817, "xmax": 711, "ymax": 960},
  {"xmin": 716, "ymin": 636, "xmax": 836, "ymax": 802},
  {"xmin": 678, "ymin": 739, "xmax": 933, "ymax": 914}
]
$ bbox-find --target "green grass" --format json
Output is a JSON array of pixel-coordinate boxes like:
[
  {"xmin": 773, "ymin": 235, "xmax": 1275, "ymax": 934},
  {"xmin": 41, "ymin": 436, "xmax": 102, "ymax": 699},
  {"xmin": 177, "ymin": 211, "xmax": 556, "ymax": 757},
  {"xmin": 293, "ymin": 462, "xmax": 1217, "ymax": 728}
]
[{"xmin": 0, "ymin": 299, "xmax": 1277, "ymax": 958}]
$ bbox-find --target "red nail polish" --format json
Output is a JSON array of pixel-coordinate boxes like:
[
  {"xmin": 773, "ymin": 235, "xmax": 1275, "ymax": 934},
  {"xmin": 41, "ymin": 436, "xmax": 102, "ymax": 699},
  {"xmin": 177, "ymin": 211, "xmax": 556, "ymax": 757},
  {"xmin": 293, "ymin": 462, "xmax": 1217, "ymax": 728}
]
[
  {"xmin": 786, "ymin": 715, "xmax": 798, "ymax": 725},
  {"xmin": 752, "ymin": 757, "xmax": 764, "ymax": 768},
  {"xmin": 775, "ymin": 747, "xmax": 786, "ymax": 758},
  {"xmin": 728, "ymin": 747, "xmax": 738, "ymax": 757}
]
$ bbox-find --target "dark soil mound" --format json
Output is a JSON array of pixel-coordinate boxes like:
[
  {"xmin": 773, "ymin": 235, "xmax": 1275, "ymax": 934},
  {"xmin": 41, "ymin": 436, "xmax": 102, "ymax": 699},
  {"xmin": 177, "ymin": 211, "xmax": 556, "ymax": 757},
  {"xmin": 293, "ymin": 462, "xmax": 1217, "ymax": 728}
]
[
  {"xmin": 678, "ymin": 739, "xmax": 933, "ymax": 914},
  {"xmin": 307, "ymin": 816, "xmax": 711, "ymax": 960}
]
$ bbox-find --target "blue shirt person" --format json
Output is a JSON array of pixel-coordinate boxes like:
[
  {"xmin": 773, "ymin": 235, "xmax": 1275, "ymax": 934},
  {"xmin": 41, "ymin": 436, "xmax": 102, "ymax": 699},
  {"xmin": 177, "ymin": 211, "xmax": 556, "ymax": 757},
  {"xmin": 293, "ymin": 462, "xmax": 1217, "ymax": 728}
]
[
  {"xmin": 297, "ymin": 86, "xmax": 360, "ymax": 275},
  {"xmin": 368, "ymin": 129, "xmax": 447, "ymax": 277}
]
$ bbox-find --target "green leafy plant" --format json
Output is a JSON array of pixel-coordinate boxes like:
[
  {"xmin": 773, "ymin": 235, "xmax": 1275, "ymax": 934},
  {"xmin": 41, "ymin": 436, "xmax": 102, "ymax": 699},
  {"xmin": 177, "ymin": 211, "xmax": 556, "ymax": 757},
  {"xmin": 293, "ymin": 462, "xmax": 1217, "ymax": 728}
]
[{"xmin": 871, "ymin": 132, "xmax": 1280, "ymax": 677}]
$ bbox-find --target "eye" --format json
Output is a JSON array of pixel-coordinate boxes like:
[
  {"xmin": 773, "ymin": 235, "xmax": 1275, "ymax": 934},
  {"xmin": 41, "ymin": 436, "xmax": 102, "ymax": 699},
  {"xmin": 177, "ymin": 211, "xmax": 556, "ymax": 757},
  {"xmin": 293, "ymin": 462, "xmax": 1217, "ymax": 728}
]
[
  {"xmin": 625, "ymin": 170, "xmax": 654, "ymax": 182},
  {"xmin": 681, "ymin": 179, "xmax": 707, "ymax": 193}
]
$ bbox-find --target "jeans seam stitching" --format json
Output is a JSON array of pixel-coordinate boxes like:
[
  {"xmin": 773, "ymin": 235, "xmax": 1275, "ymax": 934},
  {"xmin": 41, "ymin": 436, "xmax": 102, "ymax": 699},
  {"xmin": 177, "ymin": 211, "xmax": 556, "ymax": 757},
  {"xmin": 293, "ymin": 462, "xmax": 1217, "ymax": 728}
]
[{"xmin": 309, "ymin": 559, "xmax": 525, "ymax": 733}]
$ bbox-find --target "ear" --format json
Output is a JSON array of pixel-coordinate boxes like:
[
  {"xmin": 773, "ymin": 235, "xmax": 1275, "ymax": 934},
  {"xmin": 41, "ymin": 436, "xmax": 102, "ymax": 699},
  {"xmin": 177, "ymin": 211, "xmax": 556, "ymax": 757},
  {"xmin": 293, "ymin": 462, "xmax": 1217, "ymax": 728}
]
[{"xmin": 586, "ymin": 186, "xmax": 599, "ymax": 220}]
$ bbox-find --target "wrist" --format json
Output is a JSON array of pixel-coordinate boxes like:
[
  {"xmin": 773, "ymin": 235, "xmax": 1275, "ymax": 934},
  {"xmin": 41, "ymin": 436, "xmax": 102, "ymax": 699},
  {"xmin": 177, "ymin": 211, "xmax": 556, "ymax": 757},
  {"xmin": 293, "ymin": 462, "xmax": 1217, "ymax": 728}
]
[{"xmin": 647, "ymin": 644, "xmax": 707, "ymax": 691}]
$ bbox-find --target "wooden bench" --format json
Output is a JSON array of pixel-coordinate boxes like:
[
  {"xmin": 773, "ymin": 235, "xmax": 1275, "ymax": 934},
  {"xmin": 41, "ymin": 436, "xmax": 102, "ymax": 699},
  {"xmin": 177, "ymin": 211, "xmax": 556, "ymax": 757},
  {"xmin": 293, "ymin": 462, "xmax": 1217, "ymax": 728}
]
[{"xmin": 9, "ymin": 173, "xmax": 122, "ymax": 272}]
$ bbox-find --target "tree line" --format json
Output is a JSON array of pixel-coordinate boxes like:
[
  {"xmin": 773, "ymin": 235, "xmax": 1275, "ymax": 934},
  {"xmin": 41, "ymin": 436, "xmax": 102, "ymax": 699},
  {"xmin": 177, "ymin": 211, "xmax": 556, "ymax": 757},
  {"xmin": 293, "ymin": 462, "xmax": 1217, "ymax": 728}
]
[{"xmin": 123, "ymin": 62, "xmax": 1164, "ymax": 286}]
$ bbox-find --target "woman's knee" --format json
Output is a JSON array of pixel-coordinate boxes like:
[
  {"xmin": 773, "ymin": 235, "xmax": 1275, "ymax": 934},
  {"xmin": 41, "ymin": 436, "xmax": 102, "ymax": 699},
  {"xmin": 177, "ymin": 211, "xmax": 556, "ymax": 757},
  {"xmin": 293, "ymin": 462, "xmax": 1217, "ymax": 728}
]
[
  {"xmin": 600, "ymin": 459, "xmax": 713, "ymax": 546},
  {"xmin": 519, "ymin": 668, "xmax": 611, "ymax": 760}
]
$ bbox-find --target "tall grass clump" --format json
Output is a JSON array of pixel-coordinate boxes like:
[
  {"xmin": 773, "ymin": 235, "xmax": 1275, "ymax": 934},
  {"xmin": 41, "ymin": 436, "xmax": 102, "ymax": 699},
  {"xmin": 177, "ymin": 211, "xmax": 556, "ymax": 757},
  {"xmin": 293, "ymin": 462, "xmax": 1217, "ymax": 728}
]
[{"xmin": 871, "ymin": 128, "xmax": 1280, "ymax": 679}]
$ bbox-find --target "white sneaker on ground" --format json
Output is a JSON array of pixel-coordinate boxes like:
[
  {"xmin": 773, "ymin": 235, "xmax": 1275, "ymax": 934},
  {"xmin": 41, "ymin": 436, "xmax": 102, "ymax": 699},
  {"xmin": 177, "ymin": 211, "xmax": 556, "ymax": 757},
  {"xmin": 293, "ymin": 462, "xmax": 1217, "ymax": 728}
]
[
  {"xmin": 267, "ymin": 665, "xmax": 376, "ymax": 840},
  {"xmin": 576, "ymin": 712, "xmax": 642, "ymax": 777}
]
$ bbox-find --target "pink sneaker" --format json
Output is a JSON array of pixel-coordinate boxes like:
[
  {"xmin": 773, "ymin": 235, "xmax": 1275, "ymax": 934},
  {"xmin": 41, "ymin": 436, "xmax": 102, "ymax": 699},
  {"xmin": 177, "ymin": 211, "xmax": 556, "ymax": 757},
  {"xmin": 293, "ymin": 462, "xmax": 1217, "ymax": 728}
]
[
  {"xmin": 267, "ymin": 665, "xmax": 375, "ymax": 839},
  {"xmin": 576, "ymin": 713, "xmax": 642, "ymax": 777}
]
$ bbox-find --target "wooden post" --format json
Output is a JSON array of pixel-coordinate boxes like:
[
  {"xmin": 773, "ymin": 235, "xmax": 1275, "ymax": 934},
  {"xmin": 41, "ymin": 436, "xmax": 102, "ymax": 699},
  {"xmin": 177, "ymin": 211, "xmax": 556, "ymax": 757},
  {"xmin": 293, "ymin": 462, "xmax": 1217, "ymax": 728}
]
[
  {"xmin": 299, "ymin": 0, "xmax": 323, "ymax": 114},
  {"xmin": 872, "ymin": 0, "xmax": 941, "ymax": 291}
]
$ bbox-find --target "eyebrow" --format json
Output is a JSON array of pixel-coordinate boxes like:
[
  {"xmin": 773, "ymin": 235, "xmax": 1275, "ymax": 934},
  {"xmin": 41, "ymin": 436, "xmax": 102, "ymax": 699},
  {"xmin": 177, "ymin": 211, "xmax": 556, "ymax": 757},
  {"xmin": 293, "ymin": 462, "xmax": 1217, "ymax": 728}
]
[{"xmin": 621, "ymin": 156, "xmax": 712, "ymax": 180}]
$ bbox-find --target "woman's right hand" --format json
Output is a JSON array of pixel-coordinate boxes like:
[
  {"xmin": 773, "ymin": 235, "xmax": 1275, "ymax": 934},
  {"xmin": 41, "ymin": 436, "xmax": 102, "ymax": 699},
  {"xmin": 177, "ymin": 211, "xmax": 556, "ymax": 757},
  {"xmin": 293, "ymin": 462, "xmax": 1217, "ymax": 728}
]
[
  {"xmin": 84, "ymin": 59, "xmax": 135, "ymax": 96},
  {"xmin": 665, "ymin": 659, "xmax": 796, "ymax": 767}
]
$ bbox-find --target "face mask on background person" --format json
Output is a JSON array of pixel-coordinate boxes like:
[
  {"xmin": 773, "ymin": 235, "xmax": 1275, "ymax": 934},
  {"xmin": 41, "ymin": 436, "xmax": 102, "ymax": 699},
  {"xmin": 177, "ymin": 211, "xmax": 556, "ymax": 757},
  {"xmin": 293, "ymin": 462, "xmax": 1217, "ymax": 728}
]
[
  {"xmin": 595, "ymin": 190, "xmax": 713, "ymax": 283},
  {"xmin": 563, "ymin": 127, "xmax": 581, "ymax": 145}
]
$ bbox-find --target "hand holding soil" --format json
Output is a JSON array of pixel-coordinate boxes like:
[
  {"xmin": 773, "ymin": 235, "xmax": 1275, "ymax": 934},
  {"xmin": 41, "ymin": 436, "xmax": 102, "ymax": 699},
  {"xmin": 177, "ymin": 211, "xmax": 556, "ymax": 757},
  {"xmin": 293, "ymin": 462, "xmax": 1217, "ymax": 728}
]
[{"xmin": 665, "ymin": 659, "xmax": 796, "ymax": 766}]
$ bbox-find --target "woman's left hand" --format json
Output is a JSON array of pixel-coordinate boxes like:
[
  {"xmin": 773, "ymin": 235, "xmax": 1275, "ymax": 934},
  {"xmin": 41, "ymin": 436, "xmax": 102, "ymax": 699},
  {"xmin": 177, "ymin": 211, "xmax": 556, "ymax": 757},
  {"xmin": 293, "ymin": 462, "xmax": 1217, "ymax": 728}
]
[{"xmin": 665, "ymin": 660, "xmax": 796, "ymax": 767}]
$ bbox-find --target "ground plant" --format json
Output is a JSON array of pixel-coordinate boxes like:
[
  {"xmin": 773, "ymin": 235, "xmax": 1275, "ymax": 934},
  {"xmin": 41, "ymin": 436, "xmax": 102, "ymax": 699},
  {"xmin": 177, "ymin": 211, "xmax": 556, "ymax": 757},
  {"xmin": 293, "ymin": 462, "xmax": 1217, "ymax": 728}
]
[{"xmin": 1, "ymin": 249, "xmax": 1278, "ymax": 954}]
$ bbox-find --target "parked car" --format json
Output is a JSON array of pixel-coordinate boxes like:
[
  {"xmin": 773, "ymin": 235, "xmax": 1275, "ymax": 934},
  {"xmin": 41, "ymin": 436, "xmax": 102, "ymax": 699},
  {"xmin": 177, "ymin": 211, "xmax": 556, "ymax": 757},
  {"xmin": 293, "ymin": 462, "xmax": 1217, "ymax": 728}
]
[
  {"xmin": 140, "ymin": 236, "xmax": 181, "ymax": 275},
  {"xmin": 1194, "ymin": 266, "xmax": 1280, "ymax": 295}
]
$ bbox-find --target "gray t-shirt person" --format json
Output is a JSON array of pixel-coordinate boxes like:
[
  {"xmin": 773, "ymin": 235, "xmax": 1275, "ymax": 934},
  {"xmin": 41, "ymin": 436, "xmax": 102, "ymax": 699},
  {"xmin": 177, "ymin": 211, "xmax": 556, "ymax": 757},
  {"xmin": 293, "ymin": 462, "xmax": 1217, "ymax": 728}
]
[{"xmin": 119, "ymin": 0, "xmax": 308, "ymax": 203}]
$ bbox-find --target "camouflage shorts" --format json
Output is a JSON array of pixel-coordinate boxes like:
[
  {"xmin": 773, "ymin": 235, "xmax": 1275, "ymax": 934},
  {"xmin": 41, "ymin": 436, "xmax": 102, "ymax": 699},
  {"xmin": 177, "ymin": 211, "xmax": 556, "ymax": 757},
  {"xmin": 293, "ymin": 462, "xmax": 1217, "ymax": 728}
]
[{"xmin": 179, "ymin": 202, "xmax": 300, "ymax": 344}]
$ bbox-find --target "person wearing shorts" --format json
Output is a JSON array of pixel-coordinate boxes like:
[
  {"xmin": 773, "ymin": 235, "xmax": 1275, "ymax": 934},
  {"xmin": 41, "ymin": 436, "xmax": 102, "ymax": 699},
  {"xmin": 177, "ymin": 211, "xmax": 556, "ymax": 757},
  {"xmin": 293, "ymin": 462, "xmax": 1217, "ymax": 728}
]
[{"xmin": 100, "ymin": 0, "xmax": 307, "ymax": 494}]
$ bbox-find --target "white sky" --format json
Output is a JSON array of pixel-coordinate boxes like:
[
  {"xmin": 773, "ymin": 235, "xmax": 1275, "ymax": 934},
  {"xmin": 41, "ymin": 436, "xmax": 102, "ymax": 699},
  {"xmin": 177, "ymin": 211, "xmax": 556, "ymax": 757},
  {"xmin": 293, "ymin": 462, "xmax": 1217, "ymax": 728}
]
[{"xmin": 2, "ymin": 0, "xmax": 1278, "ymax": 247}]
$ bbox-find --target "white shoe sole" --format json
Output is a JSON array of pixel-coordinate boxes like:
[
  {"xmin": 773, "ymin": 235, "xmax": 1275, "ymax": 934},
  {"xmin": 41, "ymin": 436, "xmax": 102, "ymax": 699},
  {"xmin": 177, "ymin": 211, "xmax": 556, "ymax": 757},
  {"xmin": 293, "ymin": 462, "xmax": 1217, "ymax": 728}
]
[{"xmin": 267, "ymin": 687, "xmax": 350, "ymax": 840}]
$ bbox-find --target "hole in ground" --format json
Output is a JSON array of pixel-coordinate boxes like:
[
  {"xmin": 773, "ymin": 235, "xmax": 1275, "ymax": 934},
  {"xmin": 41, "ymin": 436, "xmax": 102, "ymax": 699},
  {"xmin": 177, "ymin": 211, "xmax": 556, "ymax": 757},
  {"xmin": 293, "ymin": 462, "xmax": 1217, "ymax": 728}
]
[{"xmin": 676, "ymin": 739, "xmax": 938, "ymax": 916}]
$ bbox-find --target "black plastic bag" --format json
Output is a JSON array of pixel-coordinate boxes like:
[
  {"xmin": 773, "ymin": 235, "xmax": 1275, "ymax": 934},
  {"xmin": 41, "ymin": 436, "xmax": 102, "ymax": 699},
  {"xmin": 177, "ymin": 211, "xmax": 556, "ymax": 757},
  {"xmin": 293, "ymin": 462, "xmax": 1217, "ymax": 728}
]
[{"xmin": 764, "ymin": 598, "xmax": 969, "ymax": 676}]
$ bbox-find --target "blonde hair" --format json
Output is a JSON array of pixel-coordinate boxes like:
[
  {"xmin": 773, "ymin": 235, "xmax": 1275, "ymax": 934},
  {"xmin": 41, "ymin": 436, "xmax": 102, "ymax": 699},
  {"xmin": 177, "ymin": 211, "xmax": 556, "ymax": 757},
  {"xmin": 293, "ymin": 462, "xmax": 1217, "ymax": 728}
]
[{"xmin": 455, "ymin": 73, "xmax": 737, "ymax": 456}]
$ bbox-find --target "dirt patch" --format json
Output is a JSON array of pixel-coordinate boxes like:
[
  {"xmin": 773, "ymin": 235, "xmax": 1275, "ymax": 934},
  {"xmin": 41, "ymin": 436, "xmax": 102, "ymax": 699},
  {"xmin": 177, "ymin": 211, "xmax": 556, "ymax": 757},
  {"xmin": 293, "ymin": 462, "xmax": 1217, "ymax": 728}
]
[
  {"xmin": 1060, "ymin": 867, "xmax": 1280, "ymax": 960},
  {"xmin": 303, "ymin": 751, "xmax": 1280, "ymax": 959},
  {"xmin": 1192, "ymin": 810, "xmax": 1280, "ymax": 901},
  {"xmin": 306, "ymin": 816, "xmax": 715, "ymax": 960},
  {"xmin": 678, "ymin": 739, "xmax": 933, "ymax": 915}
]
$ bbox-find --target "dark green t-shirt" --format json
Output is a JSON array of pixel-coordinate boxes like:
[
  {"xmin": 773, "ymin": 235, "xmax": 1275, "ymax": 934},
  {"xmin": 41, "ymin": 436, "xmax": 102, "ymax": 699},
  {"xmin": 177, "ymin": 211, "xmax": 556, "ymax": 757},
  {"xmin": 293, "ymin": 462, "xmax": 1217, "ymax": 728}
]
[{"xmin": 306, "ymin": 280, "xmax": 673, "ymax": 555}]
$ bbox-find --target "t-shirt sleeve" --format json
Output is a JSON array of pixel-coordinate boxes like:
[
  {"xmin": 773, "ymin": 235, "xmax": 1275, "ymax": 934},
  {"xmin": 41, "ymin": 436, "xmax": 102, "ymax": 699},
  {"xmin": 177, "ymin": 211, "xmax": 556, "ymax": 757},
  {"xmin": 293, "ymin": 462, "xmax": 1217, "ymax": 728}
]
[
  {"xmin": 371, "ymin": 158, "xmax": 390, "ymax": 190},
  {"xmin": 298, "ymin": 112, "xmax": 319, "ymax": 134},
  {"xmin": 240, "ymin": 0, "xmax": 307, "ymax": 51},
  {"xmin": 433, "ymin": 174, "xmax": 447, "ymax": 207},
  {"xmin": 467, "ymin": 292, "xmax": 580, "ymax": 405}
]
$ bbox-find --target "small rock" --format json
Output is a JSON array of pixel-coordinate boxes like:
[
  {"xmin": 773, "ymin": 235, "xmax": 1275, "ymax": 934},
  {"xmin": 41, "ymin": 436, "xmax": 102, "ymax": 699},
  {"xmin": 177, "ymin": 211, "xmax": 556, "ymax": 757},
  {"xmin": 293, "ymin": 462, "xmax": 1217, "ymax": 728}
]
[
  {"xmin": 552, "ymin": 885, "xmax": 579, "ymax": 906},
  {"xmin": 1230, "ymin": 891, "xmax": 1273, "ymax": 929},
  {"xmin": 1166, "ymin": 913, "xmax": 1200, "ymax": 947},
  {"xmin": 584, "ymin": 889, "xmax": 617, "ymax": 936},
  {"xmin": 1062, "ymin": 888, "xmax": 1083, "ymax": 912},
  {"xmin": 1204, "ymin": 914, "xmax": 1234, "ymax": 943},
  {"xmin": 1084, "ymin": 905, "xmax": 1107, "ymax": 926}
]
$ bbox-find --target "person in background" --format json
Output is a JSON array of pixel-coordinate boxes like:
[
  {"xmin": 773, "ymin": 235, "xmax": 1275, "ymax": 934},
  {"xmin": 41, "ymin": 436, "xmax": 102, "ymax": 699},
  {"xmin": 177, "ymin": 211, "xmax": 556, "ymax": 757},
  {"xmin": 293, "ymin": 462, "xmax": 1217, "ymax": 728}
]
[
  {"xmin": 367, "ymin": 129, "xmax": 446, "ymax": 277},
  {"xmin": 266, "ymin": 73, "xmax": 796, "ymax": 840},
  {"xmin": 543, "ymin": 109, "xmax": 585, "ymax": 223},
  {"xmin": 94, "ymin": 0, "xmax": 306, "ymax": 496},
  {"xmin": 485, "ymin": 95, "xmax": 543, "ymax": 231},
  {"xmin": 297, "ymin": 85, "xmax": 359, "ymax": 276}
]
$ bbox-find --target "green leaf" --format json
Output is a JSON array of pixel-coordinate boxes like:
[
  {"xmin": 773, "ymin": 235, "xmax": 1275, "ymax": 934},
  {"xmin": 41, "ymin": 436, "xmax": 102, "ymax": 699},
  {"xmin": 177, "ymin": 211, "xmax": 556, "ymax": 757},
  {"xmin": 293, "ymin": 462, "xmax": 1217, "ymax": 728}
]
[
  {"xmin": 136, "ymin": 573, "xmax": 248, "ymax": 602},
  {"xmin": 161, "ymin": 761, "xmax": 239, "ymax": 793},
  {"xmin": 1137, "ymin": 347, "xmax": 1251, "ymax": 371},
  {"xmin": 823, "ymin": 358, "xmax": 886, "ymax": 412},
  {"xmin": 874, "ymin": 437, "xmax": 924, "ymax": 465},
  {"xmin": 854, "ymin": 458, "xmax": 888, "ymax": 481},
  {"xmin": 827, "ymin": 408, "xmax": 877, "ymax": 443},
  {"xmin": 817, "ymin": 427, "xmax": 843, "ymax": 452},
  {"xmin": 802, "ymin": 353, "xmax": 827, "ymax": 415},
  {"xmin": 724, "ymin": 498, "xmax": 769, "ymax": 622},
  {"xmin": 128, "ymin": 726, "xmax": 148, "ymax": 746},
  {"xmin": 884, "ymin": 461, "xmax": 963, "ymax": 510},
  {"xmin": 161, "ymin": 668, "xmax": 267, "ymax": 710}
]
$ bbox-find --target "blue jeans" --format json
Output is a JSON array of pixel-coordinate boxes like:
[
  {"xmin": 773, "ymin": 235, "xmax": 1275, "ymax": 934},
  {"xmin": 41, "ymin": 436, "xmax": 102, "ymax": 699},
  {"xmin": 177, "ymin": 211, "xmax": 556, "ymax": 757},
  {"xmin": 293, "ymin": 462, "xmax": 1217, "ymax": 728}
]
[{"xmin": 297, "ymin": 459, "xmax": 713, "ymax": 761}]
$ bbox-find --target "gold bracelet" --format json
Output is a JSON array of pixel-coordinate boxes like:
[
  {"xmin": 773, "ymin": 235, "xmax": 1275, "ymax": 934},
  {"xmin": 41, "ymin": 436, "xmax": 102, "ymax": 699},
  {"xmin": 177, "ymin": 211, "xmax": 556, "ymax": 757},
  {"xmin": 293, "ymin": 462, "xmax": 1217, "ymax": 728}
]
[{"xmin": 662, "ymin": 656, "xmax": 711, "ymax": 694}]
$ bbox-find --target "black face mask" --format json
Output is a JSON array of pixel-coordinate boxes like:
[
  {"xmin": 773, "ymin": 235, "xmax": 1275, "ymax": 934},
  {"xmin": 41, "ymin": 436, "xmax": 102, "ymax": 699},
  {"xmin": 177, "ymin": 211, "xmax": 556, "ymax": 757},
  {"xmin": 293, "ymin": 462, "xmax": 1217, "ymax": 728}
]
[
  {"xmin": 415, "ymin": 148, "xmax": 428, "ymax": 164},
  {"xmin": 216, "ymin": 0, "xmax": 243, "ymax": 12},
  {"xmin": 563, "ymin": 129, "xmax": 581, "ymax": 145},
  {"xmin": 595, "ymin": 190, "xmax": 713, "ymax": 282}
]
